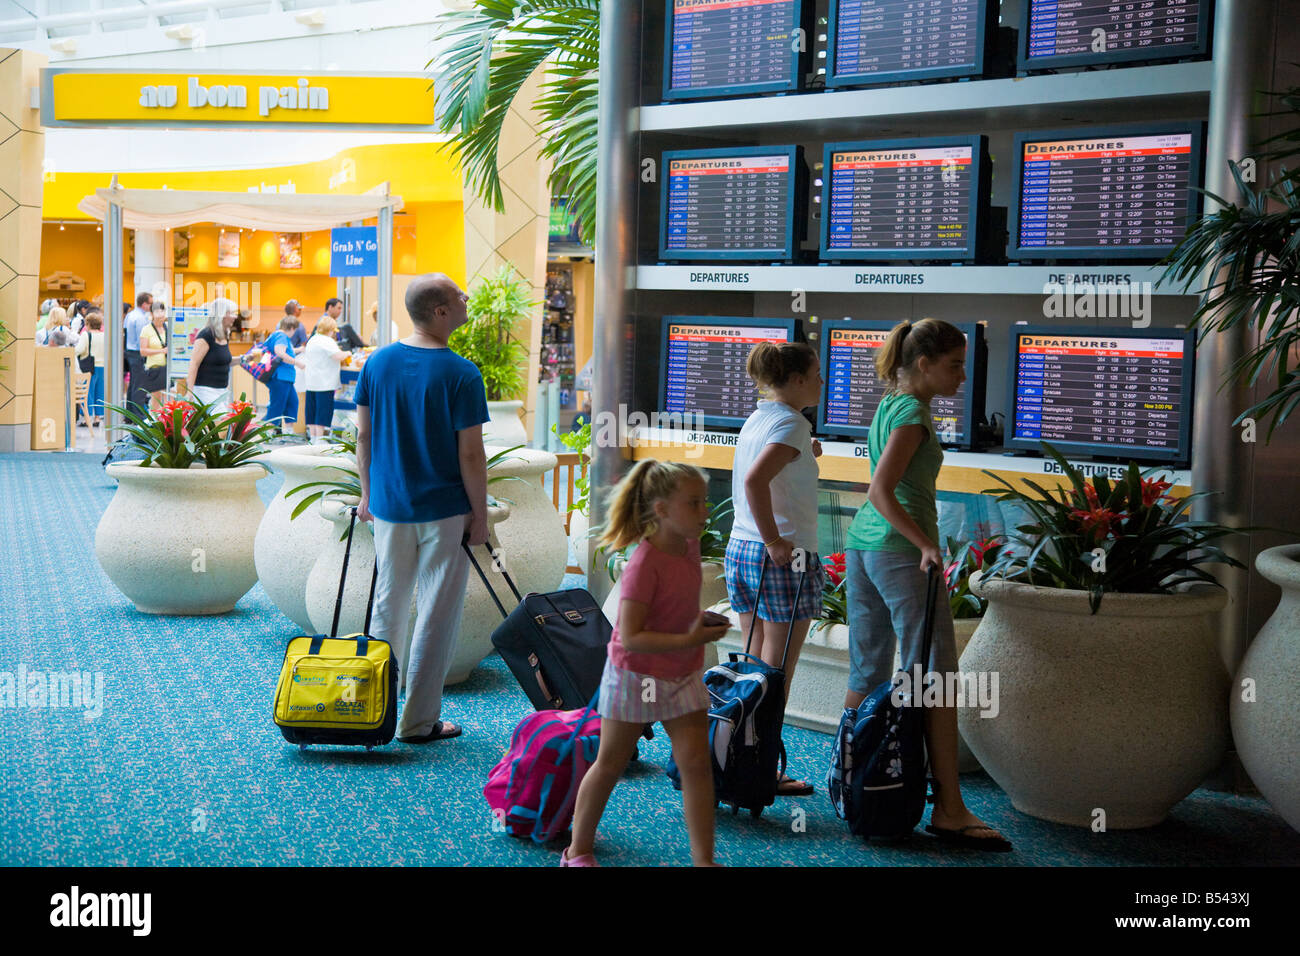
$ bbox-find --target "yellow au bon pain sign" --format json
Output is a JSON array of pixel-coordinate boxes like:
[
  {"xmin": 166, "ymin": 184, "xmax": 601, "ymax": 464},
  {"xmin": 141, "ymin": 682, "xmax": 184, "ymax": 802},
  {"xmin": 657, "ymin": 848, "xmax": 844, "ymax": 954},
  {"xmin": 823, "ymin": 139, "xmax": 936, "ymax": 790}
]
[{"xmin": 40, "ymin": 69, "xmax": 437, "ymax": 131}]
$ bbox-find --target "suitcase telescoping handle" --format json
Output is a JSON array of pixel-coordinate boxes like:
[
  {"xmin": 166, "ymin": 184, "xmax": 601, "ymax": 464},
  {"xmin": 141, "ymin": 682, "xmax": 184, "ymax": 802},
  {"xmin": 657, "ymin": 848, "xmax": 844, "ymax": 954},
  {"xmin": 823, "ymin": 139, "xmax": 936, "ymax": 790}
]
[
  {"xmin": 328, "ymin": 506, "xmax": 379, "ymax": 650},
  {"xmin": 918, "ymin": 563, "xmax": 940, "ymax": 678},
  {"xmin": 741, "ymin": 550, "xmax": 807, "ymax": 673},
  {"xmin": 461, "ymin": 539, "xmax": 524, "ymax": 621}
]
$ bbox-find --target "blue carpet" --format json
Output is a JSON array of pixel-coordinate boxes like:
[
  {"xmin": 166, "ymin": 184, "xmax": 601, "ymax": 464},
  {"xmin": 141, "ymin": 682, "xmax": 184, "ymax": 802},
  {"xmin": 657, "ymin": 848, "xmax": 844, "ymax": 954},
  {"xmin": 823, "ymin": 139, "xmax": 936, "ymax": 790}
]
[{"xmin": 1, "ymin": 452, "xmax": 1297, "ymax": 866}]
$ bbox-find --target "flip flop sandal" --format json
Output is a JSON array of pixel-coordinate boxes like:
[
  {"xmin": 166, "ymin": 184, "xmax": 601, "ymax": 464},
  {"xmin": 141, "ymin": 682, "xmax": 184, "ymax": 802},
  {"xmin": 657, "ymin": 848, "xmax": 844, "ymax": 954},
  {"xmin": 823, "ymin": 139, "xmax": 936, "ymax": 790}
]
[
  {"xmin": 925, "ymin": 823, "xmax": 1013, "ymax": 852},
  {"xmin": 397, "ymin": 720, "xmax": 462, "ymax": 743},
  {"xmin": 777, "ymin": 775, "xmax": 815, "ymax": 796}
]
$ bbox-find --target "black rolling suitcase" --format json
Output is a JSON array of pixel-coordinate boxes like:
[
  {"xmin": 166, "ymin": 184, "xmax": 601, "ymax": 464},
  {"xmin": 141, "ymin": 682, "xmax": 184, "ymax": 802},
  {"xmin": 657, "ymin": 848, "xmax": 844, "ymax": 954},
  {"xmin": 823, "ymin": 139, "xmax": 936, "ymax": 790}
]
[
  {"xmin": 464, "ymin": 544, "xmax": 610, "ymax": 711},
  {"xmin": 667, "ymin": 554, "xmax": 804, "ymax": 818}
]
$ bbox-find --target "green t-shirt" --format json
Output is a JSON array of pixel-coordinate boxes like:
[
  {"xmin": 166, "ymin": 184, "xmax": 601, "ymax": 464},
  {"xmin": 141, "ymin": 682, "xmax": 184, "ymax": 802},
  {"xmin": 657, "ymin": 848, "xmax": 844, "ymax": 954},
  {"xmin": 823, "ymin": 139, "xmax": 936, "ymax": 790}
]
[{"xmin": 846, "ymin": 392, "xmax": 943, "ymax": 554}]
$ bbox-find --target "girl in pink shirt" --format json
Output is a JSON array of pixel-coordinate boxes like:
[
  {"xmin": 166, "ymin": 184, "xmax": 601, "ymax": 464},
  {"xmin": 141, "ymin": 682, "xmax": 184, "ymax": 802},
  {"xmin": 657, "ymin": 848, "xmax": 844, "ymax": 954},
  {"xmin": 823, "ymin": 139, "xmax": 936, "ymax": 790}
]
[{"xmin": 562, "ymin": 460, "xmax": 729, "ymax": 867}]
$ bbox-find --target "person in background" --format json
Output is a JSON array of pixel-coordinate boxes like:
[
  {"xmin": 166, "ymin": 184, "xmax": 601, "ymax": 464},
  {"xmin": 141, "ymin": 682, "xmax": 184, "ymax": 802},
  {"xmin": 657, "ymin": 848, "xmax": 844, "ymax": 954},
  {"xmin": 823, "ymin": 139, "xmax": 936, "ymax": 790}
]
[
  {"xmin": 186, "ymin": 298, "xmax": 238, "ymax": 411},
  {"xmin": 839, "ymin": 318, "xmax": 1012, "ymax": 852},
  {"xmin": 77, "ymin": 311, "xmax": 106, "ymax": 426},
  {"xmin": 286, "ymin": 300, "xmax": 309, "ymax": 349},
  {"xmin": 355, "ymin": 273, "xmax": 489, "ymax": 745},
  {"xmin": 303, "ymin": 314, "xmax": 349, "ymax": 439},
  {"xmin": 366, "ymin": 301, "xmax": 400, "ymax": 347},
  {"xmin": 39, "ymin": 307, "xmax": 79, "ymax": 347},
  {"xmin": 563, "ymin": 460, "xmax": 728, "ymax": 867},
  {"xmin": 67, "ymin": 300, "xmax": 90, "ymax": 335},
  {"xmin": 725, "ymin": 340, "xmax": 825, "ymax": 797},
  {"xmin": 35, "ymin": 299, "xmax": 56, "ymax": 337},
  {"xmin": 138, "ymin": 300, "xmax": 170, "ymax": 411},
  {"xmin": 124, "ymin": 291, "xmax": 153, "ymax": 414},
  {"xmin": 262, "ymin": 313, "xmax": 306, "ymax": 431}
]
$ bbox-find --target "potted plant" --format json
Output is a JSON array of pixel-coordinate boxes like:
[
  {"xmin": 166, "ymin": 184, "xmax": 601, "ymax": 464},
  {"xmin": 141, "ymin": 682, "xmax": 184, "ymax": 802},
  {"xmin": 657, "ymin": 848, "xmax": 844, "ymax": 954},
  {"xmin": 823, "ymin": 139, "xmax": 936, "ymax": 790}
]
[
  {"xmin": 95, "ymin": 396, "xmax": 278, "ymax": 614},
  {"xmin": 959, "ymin": 443, "xmax": 1246, "ymax": 828},
  {"xmin": 449, "ymin": 264, "xmax": 535, "ymax": 446},
  {"xmin": 551, "ymin": 420, "xmax": 592, "ymax": 572},
  {"xmin": 1161, "ymin": 84, "xmax": 1300, "ymax": 834}
]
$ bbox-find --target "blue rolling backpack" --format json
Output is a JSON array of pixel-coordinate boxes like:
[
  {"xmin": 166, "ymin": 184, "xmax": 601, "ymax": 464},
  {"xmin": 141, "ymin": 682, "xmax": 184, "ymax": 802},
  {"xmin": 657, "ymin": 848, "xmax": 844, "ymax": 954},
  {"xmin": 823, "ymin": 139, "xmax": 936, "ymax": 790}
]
[
  {"xmin": 827, "ymin": 565, "xmax": 940, "ymax": 841},
  {"xmin": 668, "ymin": 554, "xmax": 804, "ymax": 818}
]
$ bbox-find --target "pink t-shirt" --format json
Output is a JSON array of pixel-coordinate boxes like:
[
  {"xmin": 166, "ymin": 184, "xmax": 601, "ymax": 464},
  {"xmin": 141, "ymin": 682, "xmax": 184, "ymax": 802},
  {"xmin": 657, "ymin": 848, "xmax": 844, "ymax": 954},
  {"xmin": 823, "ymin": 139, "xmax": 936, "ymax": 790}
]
[{"xmin": 608, "ymin": 537, "xmax": 704, "ymax": 680}]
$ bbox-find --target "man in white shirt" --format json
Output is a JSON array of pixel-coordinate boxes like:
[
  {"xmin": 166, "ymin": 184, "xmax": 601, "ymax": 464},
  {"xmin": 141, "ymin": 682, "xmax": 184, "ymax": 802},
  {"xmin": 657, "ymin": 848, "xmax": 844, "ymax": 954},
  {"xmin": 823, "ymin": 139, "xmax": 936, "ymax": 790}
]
[{"xmin": 123, "ymin": 291, "xmax": 153, "ymax": 414}]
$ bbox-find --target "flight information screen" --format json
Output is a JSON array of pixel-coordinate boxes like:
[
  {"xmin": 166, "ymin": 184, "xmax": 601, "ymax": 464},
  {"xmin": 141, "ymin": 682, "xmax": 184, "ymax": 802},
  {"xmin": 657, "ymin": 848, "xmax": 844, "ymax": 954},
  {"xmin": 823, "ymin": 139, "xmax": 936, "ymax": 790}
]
[
  {"xmin": 663, "ymin": 320, "xmax": 794, "ymax": 424},
  {"xmin": 1016, "ymin": 129, "xmax": 1197, "ymax": 257},
  {"xmin": 1011, "ymin": 332, "xmax": 1189, "ymax": 457},
  {"xmin": 1024, "ymin": 0, "xmax": 1205, "ymax": 66},
  {"xmin": 666, "ymin": 0, "xmax": 802, "ymax": 98},
  {"xmin": 829, "ymin": 0, "xmax": 986, "ymax": 85},
  {"xmin": 823, "ymin": 326, "xmax": 971, "ymax": 444},
  {"xmin": 824, "ymin": 140, "xmax": 977, "ymax": 259},
  {"xmin": 662, "ymin": 149, "xmax": 796, "ymax": 260}
]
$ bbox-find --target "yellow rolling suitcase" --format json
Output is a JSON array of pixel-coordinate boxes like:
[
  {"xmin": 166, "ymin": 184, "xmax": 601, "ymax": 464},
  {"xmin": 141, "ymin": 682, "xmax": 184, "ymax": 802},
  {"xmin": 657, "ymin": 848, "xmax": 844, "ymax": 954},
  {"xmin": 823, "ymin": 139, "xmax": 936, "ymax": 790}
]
[{"xmin": 273, "ymin": 507, "xmax": 397, "ymax": 750}]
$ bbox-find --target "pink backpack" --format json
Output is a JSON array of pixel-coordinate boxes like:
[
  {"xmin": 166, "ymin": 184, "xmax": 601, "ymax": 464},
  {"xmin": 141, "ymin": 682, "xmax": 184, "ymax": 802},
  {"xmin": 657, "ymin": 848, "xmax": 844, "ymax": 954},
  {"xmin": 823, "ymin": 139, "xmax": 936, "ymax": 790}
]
[{"xmin": 484, "ymin": 699, "xmax": 601, "ymax": 843}]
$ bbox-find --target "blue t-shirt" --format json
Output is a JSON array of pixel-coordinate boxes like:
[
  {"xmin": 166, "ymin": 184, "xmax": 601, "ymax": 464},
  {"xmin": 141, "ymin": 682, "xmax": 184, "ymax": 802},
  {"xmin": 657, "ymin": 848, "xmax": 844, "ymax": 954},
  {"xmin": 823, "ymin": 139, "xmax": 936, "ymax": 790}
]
[
  {"xmin": 353, "ymin": 343, "xmax": 490, "ymax": 523},
  {"xmin": 265, "ymin": 331, "xmax": 297, "ymax": 382}
]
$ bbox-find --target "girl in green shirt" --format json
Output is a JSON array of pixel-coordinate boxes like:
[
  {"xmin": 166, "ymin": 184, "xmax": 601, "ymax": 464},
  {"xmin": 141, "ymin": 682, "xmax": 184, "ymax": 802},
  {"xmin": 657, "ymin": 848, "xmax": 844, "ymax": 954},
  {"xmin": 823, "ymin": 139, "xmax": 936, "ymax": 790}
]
[{"xmin": 840, "ymin": 318, "xmax": 1012, "ymax": 851}]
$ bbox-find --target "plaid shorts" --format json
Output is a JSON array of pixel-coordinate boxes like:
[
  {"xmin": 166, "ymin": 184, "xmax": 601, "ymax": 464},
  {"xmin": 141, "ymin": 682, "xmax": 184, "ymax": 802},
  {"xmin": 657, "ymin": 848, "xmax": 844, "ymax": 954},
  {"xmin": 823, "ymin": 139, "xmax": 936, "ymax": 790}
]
[{"xmin": 724, "ymin": 538, "xmax": 824, "ymax": 622}]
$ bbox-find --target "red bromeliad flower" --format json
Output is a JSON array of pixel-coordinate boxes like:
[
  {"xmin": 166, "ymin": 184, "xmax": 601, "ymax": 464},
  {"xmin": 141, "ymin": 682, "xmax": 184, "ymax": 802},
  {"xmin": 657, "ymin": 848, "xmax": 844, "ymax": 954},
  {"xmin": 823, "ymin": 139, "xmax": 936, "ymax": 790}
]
[
  {"xmin": 1140, "ymin": 477, "xmax": 1174, "ymax": 508},
  {"xmin": 156, "ymin": 400, "xmax": 195, "ymax": 437},
  {"xmin": 968, "ymin": 537, "xmax": 1000, "ymax": 567},
  {"xmin": 1082, "ymin": 481, "xmax": 1101, "ymax": 509},
  {"xmin": 1070, "ymin": 505, "xmax": 1125, "ymax": 544},
  {"xmin": 824, "ymin": 552, "xmax": 847, "ymax": 587},
  {"xmin": 223, "ymin": 400, "xmax": 256, "ymax": 440}
]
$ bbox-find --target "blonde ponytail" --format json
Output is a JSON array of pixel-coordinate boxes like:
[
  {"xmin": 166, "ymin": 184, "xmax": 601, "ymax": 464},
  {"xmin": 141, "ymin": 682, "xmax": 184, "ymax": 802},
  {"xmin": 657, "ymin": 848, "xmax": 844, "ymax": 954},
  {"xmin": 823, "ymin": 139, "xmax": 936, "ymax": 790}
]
[{"xmin": 599, "ymin": 460, "xmax": 708, "ymax": 552}]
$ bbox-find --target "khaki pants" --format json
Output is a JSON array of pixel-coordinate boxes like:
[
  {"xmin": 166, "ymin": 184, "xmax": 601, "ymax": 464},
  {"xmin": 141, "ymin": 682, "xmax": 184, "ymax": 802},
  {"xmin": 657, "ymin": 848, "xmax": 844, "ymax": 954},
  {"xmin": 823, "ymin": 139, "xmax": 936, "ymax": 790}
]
[{"xmin": 371, "ymin": 513, "xmax": 471, "ymax": 738}]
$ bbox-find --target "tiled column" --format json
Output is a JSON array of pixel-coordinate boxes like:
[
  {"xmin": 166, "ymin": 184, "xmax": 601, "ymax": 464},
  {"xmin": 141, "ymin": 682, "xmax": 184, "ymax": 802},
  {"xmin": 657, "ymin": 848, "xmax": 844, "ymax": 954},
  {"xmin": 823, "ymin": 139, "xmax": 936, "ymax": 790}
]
[
  {"xmin": 461, "ymin": 69, "xmax": 552, "ymax": 438},
  {"xmin": 0, "ymin": 48, "xmax": 47, "ymax": 453}
]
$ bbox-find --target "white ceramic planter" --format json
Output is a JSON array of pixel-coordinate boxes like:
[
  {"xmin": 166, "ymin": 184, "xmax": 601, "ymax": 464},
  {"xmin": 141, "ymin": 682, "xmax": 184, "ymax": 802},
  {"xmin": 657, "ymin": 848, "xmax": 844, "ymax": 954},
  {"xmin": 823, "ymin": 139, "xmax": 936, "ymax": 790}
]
[
  {"xmin": 568, "ymin": 509, "xmax": 590, "ymax": 574},
  {"xmin": 485, "ymin": 445, "xmax": 568, "ymax": 601},
  {"xmin": 254, "ymin": 444, "xmax": 342, "ymax": 631},
  {"xmin": 961, "ymin": 572, "xmax": 1230, "ymax": 829},
  {"xmin": 95, "ymin": 462, "xmax": 265, "ymax": 615},
  {"xmin": 1232, "ymin": 544, "xmax": 1300, "ymax": 832},
  {"xmin": 305, "ymin": 497, "xmax": 512, "ymax": 685},
  {"xmin": 484, "ymin": 400, "xmax": 527, "ymax": 448}
]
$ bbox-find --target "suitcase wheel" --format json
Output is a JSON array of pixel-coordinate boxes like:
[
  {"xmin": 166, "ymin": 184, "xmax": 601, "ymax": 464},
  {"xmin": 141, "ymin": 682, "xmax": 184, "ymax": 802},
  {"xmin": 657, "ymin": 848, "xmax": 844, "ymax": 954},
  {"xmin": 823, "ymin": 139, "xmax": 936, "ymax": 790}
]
[
  {"xmin": 730, "ymin": 804, "xmax": 739, "ymax": 816},
  {"xmin": 298, "ymin": 744, "xmax": 308, "ymax": 752},
  {"xmin": 750, "ymin": 807, "xmax": 762, "ymax": 819},
  {"xmin": 365, "ymin": 746, "xmax": 374, "ymax": 752}
]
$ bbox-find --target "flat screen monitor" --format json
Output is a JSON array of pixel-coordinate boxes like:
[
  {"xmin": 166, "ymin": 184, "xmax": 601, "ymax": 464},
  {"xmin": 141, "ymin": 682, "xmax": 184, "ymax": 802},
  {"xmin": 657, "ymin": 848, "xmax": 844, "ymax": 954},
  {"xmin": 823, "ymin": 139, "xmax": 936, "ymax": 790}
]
[
  {"xmin": 1019, "ymin": 0, "xmax": 1211, "ymax": 71},
  {"xmin": 1010, "ymin": 123, "xmax": 1204, "ymax": 260},
  {"xmin": 817, "ymin": 320, "xmax": 986, "ymax": 448},
  {"xmin": 660, "ymin": 316, "xmax": 798, "ymax": 428},
  {"xmin": 826, "ymin": 0, "xmax": 997, "ymax": 88},
  {"xmin": 660, "ymin": 146, "xmax": 802, "ymax": 262},
  {"xmin": 820, "ymin": 136, "xmax": 988, "ymax": 262},
  {"xmin": 663, "ymin": 0, "xmax": 807, "ymax": 100},
  {"xmin": 1006, "ymin": 325, "xmax": 1195, "ymax": 464}
]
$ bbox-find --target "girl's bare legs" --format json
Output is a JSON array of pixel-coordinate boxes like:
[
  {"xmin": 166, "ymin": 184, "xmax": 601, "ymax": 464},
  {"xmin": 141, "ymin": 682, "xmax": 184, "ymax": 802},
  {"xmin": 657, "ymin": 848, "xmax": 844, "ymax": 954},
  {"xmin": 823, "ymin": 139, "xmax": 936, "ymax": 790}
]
[
  {"xmin": 567, "ymin": 717, "xmax": 643, "ymax": 859},
  {"xmin": 661, "ymin": 709, "xmax": 716, "ymax": 866}
]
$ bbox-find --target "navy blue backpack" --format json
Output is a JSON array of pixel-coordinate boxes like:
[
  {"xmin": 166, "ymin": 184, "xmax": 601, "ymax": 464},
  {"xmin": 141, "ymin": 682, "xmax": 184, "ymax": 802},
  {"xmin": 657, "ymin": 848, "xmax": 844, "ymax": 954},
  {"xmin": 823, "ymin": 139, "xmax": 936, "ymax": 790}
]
[
  {"xmin": 828, "ymin": 566, "xmax": 940, "ymax": 841},
  {"xmin": 668, "ymin": 555, "xmax": 803, "ymax": 818}
]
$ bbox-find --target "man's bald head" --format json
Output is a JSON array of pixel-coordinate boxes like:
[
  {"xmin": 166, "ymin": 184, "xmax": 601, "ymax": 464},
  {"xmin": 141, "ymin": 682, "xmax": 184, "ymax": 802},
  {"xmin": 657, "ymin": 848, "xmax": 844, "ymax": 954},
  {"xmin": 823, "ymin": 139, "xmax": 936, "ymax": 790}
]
[{"xmin": 405, "ymin": 273, "xmax": 460, "ymax": 329}]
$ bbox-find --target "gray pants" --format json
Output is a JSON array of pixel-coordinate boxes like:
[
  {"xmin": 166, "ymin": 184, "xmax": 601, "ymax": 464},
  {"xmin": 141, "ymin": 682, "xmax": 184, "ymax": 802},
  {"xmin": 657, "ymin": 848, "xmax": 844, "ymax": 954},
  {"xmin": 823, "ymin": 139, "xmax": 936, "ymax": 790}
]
[
  {"xmin": 845, "ymin": 548, "xmax": 958, "ymax": 696},
  {"xmin": 372, "ymin": 513, "xmax": 471, "ymax": 738}
]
